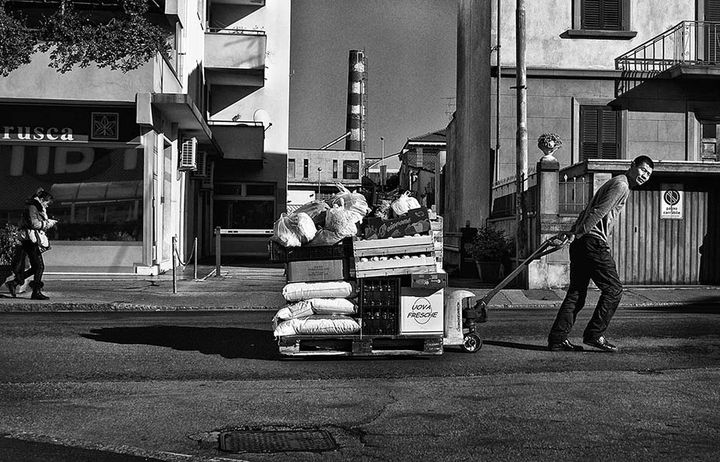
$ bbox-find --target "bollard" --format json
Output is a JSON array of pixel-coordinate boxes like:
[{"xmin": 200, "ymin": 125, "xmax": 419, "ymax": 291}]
[
  {"xmin": 172, "ymin": 235, "xmax": 177, "ymax": 294},
  {"xmin": 194, "ymin": 236, "xmax": 198, "ymax": 280},
  {"xmin": 215, "ymin": 226, "xmax": 221, "ymax": 277}
]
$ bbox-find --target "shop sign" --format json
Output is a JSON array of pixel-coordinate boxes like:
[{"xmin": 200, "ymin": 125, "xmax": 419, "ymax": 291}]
[
  {"xmin": 0, "ymin": 105, "xmax": 137, "ymax": 143},
  {"xmin": 661, "ymin": 184, "xmax": 683, "ymax": 220}
]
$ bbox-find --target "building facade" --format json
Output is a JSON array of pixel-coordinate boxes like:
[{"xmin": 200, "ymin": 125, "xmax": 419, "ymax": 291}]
[
  {"xmin": 446, "ymin": 0, "xmax": 720, "ymax": 285},
  {"xmin": 0, "ymin": 0, "xmax": 290, "ymax": 271}
]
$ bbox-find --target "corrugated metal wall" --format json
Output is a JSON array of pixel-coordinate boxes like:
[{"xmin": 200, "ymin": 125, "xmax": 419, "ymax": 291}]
[{"xmin": 611, "ymin": 186, "xmax": 720, "ymax": 285}]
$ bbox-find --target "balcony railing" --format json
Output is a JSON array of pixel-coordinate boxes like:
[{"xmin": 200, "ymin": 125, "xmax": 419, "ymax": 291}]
[{"xmin": 615, "ymin": 21, "xmax": 720, "ymax": 95}]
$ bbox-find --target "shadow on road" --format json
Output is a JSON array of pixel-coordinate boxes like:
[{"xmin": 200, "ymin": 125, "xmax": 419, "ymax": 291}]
[
  {"xmin": 81, "ymin": 326, "xmax": 280, "ymax": 360},
  {"xmin": 0, "ymin": 436, "xmax": 164, "ymax": 462},
  {"xmin": 483, "ymin": 340, "xmax": 549, "ymax": 351}
]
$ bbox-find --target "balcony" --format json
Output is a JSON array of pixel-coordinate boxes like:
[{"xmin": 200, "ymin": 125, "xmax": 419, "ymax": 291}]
[
  {"xmin": 204, "ymin": 29, "xmax": 266, "ymax": 87},
  {"xmin": 209, "ymin": 121, "xmax": 264, "ymax": 161},
  {"xmin": 208, "ymin": 0, "xmax": 265, "ymax": 5},
  {"xmin": 0, "ymin": 50, "xmax": 181, "ymax": 103},
  {"xmin": 612, "ymin": 21, "xmax": 720, "ymax": 119}
]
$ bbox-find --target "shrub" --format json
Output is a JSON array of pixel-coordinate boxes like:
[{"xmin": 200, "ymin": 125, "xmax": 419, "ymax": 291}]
[
  {"xmin": 470, "ymin": 226, "xmax": 511, "ymax": 262},
  {"xmin": 0, "ymin": 223, "xmax": 21, "ymax": 266}
]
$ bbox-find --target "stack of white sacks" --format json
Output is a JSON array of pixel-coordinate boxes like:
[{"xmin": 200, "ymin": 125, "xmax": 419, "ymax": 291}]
[{"xmin": 273, "ymin": 281, "xmax": 361, "ymax": 337}]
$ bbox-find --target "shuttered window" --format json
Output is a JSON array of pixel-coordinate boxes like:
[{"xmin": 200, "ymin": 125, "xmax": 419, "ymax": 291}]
[
  {"xmin": 705, "ymin": 0, "xmax": 720, "ymax": 62},
  {"xmin": 582, "ymin": 0, "xmax": 622, "ymax": 30},
  {"xmin": 580, "ymin": 105, "xmax": 620, "ymax": 160}
]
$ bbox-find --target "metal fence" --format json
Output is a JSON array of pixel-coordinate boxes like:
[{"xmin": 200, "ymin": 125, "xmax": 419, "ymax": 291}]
[{"xmin": 559, "ymin": 174, "xmax": 589, "ymax": 215}]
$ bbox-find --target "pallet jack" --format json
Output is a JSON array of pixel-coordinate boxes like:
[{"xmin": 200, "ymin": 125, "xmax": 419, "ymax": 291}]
[{"xmin": 447, "ymin": 238, "xmax": 564, "ymax": 353}]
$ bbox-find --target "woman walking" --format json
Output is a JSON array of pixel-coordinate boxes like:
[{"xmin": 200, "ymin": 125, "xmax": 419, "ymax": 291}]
[{"xmin": 6, "ymin": 189, "xmax": 57, "ymax": 300}]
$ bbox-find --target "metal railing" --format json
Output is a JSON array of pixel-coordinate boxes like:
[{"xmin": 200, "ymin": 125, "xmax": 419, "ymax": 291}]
[
  {"xmin": 559, "ymin": 174, "xmax": 590, "ymax": 215},
  {"xmin": 490, "ymin": 171, "xmax": 537, "ymax": 217},
  {"xmin": 615, "ymin": 20, "xmax": 720, "ymax": 95}
]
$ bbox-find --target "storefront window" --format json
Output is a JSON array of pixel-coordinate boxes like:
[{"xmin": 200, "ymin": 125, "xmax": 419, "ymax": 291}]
[
  {"xmin": 214, "ymin": 182, "xmax": 276, "ymax": 229},
  {"xmin": 0, "ymin": 145, "xmax": 143, "ymax": 241}
]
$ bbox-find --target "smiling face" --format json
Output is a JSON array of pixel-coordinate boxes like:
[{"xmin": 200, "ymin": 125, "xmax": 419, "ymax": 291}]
[{"xmin": 628, "ymin": 161, "xmax": 653, "ymax": 188}]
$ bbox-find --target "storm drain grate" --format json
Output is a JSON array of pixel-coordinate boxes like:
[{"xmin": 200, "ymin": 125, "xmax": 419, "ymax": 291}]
[{"xmin": 219, "ymin": 429, "xmax": 337, "ymax": 453}]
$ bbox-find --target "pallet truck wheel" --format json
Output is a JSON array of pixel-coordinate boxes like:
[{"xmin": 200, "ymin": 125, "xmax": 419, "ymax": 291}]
[{"xmin": 462, "ymin": 334, "xmax": 482, "ymax": 353}]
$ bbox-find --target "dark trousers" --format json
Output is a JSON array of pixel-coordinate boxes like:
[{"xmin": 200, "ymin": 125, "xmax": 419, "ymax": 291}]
[
  {"xmin": 13, "ymin": 240, "xmax": 44, "ymax": 286},
  {"xmin": 548, "ymin": 235, "xmax": 623, "ymax": 344}
]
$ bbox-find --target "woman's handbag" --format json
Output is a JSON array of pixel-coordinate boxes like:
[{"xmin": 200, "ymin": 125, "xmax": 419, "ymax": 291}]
[{"xmin": 27, "ymin": 229, "xmax": 50, "ymax": 251}]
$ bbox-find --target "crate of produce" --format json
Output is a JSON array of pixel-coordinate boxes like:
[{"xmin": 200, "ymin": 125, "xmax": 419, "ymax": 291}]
[
  {"xmin": 359, "ymin": 277, "xmax": 401, "ymax": 335},
  {"xmin": 268, "ymin": 237, "xmax": 354, "ymax": 263},
  {"xmin": 353, "ymin": 235, "xmax": 437, "ymax": 278}
]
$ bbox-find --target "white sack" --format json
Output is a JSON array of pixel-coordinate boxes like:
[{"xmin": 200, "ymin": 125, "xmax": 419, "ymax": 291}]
[
  {"xmin": 282, "ymin": 281, "xmax": 357, "ymax": 302},
  {"xmin": 273, "ymin": 315, "xmax": 361, "ymax": 337}
]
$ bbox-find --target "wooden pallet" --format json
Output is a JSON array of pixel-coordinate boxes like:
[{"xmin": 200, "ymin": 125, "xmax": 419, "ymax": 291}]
[{"xmin": 277, "ymin": 334, "xmax": 443, "ymax": 357}]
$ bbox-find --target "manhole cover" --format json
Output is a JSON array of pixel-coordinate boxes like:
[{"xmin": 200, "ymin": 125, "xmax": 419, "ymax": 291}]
[{"xmin": 219, "ymin": 429, "xmax": 337, "ymax": 453}]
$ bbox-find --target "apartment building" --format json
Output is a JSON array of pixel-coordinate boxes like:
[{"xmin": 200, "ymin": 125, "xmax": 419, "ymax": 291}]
[
  {"xmin": 0, "ymin": 0, "xmax": 290, "ymax": 272},
  {"xmin": 446, "ymin": 0, "xmax": 719, "ymax": 285}
]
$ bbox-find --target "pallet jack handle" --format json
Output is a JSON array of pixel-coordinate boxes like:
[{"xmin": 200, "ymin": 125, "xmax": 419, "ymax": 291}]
[{"xmin": 476, "ymin": 238, "xmax": 563, "ymax": 309}]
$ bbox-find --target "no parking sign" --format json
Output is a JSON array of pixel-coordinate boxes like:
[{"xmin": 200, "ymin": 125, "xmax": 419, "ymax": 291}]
[{"xmin": 661, "ymin": 184, "xmax": 683, "ymax": 219}]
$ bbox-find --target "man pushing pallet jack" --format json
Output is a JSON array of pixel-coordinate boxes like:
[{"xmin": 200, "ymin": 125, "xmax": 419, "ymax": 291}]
[{"xmin": 449, "ymin": 155, "xmax": 654, "ymax": 353}]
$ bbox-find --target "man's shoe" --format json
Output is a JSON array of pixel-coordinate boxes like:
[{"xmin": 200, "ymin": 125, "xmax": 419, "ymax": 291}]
[
  {"xmin": 5, "ymin": 281, "xmax": 17, "ymax": 298},
  {"xmin": 548, "ymin": 339, "xmax": 584, "ymax": 351},
  {"xmin": 583, "ymin": 336, "xmax": 618, "ymax": 353},
  {"xmin": 31, "ymin": 291, "xmax": 49, "ymax": 301}
]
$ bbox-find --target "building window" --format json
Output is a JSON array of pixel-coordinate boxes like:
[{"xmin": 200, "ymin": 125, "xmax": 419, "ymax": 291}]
[
  {"xmin": 564, "ymin": 0, "xmax": 634, "ymax": 39},
  {"xmin": 701, "ymin": 123, "xmax": 718, "ymax": 160},
  {"xmin": 342, "ymin": 160, "xmax": 359, "ymax": 180},
  {"xmin": 214, "ymin": 182, "xmax": 276, "ymax": 229},
  {"xmin": 288, "ymin": 159, "xmax": 296, "ymax": 179},
  {"xmin": 0, "ymin": 146, "xmax": 144, "ymax": 241},
  {"xmin": 333, "ymin": 160, "xmax": 338, "ymax": 179},
  {"xmin": 303, "ymin": 159, "xmax": 309, "ymax": 179},
  {"xmin": 580, "ymin": 105, "xmax": 620, "ymax": 160}
]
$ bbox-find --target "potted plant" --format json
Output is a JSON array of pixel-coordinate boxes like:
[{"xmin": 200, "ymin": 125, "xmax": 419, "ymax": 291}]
[
  {"xmin": 470, "ymin": 225, "xmax": 511, "ymax": 283},
  {"xmin": 537, "ymin": 133, "xmax": 563, "ymax": 160}
]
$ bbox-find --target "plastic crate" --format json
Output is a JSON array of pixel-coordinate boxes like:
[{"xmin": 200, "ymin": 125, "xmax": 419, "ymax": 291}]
[
  {"xmin": 359, "ymin": 277, "xmax": 401, "ymax": 335},
  {"xmin": 268, "ymin": 237, "xmax": 354, "ymax": 263}
]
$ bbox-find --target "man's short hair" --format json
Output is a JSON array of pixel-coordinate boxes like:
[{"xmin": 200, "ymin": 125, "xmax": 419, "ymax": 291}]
[{"xmin": 632, "ymin": 155, "xmax": 654, "ymax": 169}]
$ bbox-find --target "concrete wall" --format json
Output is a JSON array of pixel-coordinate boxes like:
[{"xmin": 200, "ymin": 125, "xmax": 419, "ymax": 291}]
[
  {"xmin": 490, "ymin": 76, "xmax": 692, "ymax": 179},
  {"xmin": 208, "ymin": 0, "xmax": 291, "ymax": 158},
  {"xmin": 445, "ymin": 0, "xmax": 492, "ymax": 232},
  {"xmin": 492, "ymin": 0, "xmax": 696, "ymax": 69}
]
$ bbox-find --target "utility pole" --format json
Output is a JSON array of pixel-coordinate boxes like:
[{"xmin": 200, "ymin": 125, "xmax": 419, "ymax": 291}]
[
  {"xmin": 515, "ymin": 0, "xmax": 528, "ymax": 263},
  {"xmin": 380, "ymin": 136, "xmax": 386, "ymax": 189}
]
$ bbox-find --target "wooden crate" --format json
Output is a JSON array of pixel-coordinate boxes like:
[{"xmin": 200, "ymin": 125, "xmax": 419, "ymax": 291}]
[{"xmin": 353, "ymin": 235, "xmax": 437, "ymax": 278}]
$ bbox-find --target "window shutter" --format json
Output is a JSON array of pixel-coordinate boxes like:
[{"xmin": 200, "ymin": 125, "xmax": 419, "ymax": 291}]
[
  {"xmin": 582, "ymin": 0, "xmax": 622, "ymax": 30},
  {"xmin": 601, "ymin": 110, "xmax": 619, "ymax": 159},
  {"xmin": 581, "ymin": 106, "xmax": 599, "ymax": 161},
  {"xmin": 580, "ymin": 105, "xmax": 619, "ymax": 161}
]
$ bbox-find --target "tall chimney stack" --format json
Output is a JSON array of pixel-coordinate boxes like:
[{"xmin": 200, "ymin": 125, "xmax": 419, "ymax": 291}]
[{"xmin": 345, "ymin": 50, "xmax": 367, "ymax": 153}]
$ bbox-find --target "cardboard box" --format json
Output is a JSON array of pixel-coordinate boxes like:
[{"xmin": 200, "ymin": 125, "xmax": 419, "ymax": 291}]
[
  {"xmin": 364, "ymin": 208, "xmax": 431, "ymax": 240},
  {"xmin": 410, "ymin": 272, "xmax": 448, "ymax": 289},
  {"xmin": 400, "ymin": 288, "xmax": 444, "ymax": 335},
  {"xmin": 286, "ymin": 259, "xmax": 347, "ymax": 283}
]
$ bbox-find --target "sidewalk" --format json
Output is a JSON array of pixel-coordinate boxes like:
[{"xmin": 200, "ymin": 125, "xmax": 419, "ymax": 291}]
[{"xmin": 1, "ymin": 263, "xmax": 719, "ymax": 312}]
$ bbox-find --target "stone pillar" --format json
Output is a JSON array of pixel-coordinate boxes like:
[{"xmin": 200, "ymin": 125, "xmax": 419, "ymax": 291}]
[{"xmin": 527, "ymin": 152, "xmax": 569, "ymax": 289}]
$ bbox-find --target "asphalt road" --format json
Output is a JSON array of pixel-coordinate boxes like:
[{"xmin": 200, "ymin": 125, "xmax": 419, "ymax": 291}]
[{"xmin": 1, "ymin": 306, "xmax": 719, "ymax": 461}]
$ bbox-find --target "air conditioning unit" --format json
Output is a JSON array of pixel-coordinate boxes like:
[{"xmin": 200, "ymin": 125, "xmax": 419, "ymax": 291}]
[
  {"xmin": 179, "ymin": 137, "xmax": 197, "ymax": 171},
  {"xmin": 192, "ymin": 151, "xmax": 208, "ymax": 178},
  {"xmin": 201, "ymin": 161, "xmax": 214, "ymax": 190}
]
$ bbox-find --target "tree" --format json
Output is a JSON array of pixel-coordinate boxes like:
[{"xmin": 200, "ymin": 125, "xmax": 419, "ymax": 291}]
[{"xmin": 0, "ymin": 0, "xmax": 171, "ymax": 76}]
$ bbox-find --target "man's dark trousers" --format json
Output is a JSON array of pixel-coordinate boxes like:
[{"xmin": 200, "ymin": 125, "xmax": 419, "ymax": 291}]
[{"xmin": 549, "ymin": 235, "xmax": 623, "ymax": 344}]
